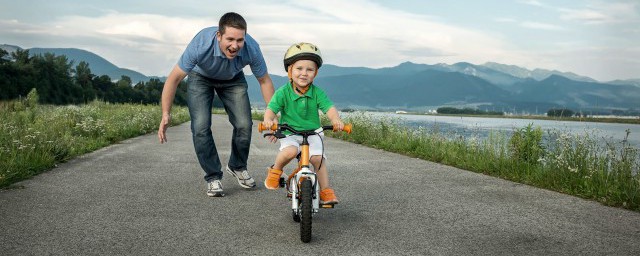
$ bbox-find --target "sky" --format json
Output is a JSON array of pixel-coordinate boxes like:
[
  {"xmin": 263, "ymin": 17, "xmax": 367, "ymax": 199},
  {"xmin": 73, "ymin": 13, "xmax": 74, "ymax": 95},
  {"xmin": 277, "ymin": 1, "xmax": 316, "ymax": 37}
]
[{"xmin": 1, "ymin": 0, "xmax": 639, "ymax": 81}]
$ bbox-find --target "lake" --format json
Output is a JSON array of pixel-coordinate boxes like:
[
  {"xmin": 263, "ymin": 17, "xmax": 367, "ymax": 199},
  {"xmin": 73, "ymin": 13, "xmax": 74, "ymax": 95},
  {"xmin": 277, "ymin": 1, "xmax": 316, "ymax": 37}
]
[{"xmin": 344, "ymin": 112, "xmax": 640, "ymax": 148}]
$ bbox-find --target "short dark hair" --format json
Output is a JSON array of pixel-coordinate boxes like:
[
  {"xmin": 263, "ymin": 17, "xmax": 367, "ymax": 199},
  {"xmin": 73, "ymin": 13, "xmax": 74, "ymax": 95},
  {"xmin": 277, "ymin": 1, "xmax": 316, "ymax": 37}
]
[{"xmin": 219, "ymin": 12, "xmax": 247, "ymax": 35}]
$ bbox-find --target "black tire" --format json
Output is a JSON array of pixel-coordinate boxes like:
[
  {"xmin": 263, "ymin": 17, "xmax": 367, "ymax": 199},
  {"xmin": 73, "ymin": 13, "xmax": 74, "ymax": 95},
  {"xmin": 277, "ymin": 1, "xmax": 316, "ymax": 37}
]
[
  {"xmin": 300, "ymin": 179, "xmax": 313, "ymax": 243},
  {"xmin": 292, "ymin": 210, "xmax": 300, "ymax": 222}
]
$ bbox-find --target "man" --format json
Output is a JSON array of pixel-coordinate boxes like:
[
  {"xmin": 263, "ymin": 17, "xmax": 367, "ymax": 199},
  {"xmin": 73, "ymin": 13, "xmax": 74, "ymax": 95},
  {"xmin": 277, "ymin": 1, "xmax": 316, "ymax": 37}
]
[{"xmin": 158, "ymin": 12, "xmax": 275, "ymax": 197}]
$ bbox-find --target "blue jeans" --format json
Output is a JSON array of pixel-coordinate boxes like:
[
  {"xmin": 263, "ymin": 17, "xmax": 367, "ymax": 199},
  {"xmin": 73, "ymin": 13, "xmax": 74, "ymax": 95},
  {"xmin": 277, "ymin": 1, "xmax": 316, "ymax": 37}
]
[{"xmin": 187, "ymin": 72, "xmax": 253, "ymax": 182}]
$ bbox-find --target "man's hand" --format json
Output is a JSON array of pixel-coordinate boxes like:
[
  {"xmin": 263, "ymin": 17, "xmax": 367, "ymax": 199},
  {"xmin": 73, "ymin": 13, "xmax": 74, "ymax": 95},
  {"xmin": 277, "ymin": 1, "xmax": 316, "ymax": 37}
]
[{"xmin": 158, "ymin": 113, "xmax": 171, "ymax": 143}]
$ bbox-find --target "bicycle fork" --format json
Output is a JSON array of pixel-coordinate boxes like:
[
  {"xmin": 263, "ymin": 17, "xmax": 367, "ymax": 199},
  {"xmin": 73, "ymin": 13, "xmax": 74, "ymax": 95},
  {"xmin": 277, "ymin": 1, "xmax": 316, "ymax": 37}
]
[{"xmin": 290, "ymin": 136, "xmax": 321, "ymax": 214}]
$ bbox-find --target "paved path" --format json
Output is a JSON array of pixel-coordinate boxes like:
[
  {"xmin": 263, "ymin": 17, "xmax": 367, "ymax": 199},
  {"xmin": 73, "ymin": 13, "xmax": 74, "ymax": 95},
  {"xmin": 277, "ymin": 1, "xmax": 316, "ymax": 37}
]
[{"xmin": 1, "ymin": 114, "xmax": 639, "ymax": 255}]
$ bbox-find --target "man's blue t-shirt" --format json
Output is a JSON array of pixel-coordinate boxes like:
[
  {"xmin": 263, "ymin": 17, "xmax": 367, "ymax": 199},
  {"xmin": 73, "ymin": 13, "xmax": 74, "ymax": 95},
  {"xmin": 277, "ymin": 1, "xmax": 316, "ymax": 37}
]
[{"xmin": 178, "ymin": 26, "xmax": 268, "ymax": 80}]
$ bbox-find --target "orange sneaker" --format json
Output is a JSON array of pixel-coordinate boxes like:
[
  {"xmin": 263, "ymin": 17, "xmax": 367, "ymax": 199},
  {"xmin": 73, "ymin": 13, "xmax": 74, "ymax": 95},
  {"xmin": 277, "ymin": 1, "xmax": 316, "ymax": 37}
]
[
  {"xmin": 320, "ymin": 188, "xmax": 339, "ymax": 205},
  {"xmin": 264, "ymin": 167, "xmax": 283, "ymax": 190}
]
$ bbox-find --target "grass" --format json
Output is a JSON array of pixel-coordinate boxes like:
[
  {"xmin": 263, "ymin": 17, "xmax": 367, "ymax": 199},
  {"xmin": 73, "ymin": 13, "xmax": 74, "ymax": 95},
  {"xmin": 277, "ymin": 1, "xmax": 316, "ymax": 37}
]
[
  {"xmin": 343, "ymin": 112, "xmax": 640, "ymax": 211},
  {"xmin": 4, "ymin": 104, "xmax": 638, "ymax": 212},
  {"xmin": 253, "ymin": 110, "xmax": 639, "ymax": 211},
  {"xmin": 0, "ymin": 100, "xmax": 190, "ymax": 188}
]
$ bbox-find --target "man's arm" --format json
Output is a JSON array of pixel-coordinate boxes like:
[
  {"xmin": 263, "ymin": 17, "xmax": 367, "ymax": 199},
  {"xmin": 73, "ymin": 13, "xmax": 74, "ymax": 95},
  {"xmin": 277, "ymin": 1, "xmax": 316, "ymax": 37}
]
[
  {"xmin": 256, "ymin": 73, "xmax": 275, "ymax": 105},
  {"xmin": 158, "ymin": 64, "xmax": 188, "ymax": 143}
]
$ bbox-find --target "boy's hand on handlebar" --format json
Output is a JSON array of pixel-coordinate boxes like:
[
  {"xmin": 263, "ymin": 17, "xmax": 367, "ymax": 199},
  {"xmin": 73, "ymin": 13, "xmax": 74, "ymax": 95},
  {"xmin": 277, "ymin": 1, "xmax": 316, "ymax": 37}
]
[
  {"xmin": 262, "ymin": 119, "xmax": 276, "ymax": 131},
  {"xmin": 331, "ymin": 119, "xmax": 344, "ymax": 131},
  {"xmin": 262, "ymin": 119, "xmax": 278, "ymax": 143}
]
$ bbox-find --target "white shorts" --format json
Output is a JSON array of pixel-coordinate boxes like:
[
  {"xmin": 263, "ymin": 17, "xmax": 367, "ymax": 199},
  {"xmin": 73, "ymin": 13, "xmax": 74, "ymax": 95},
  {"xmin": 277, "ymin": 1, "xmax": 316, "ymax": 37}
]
[{"xmin": 279, "ymin": 131, "xmax": 326, "ymax": 159}]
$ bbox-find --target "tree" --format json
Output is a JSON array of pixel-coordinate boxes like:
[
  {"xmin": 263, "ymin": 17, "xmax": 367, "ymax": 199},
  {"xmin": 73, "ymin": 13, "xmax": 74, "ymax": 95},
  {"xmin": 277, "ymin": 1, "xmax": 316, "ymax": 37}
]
[
  {"xmin": 0, "ymin": 49, "xmax": 9, "ymax": 64},
  {"xmin": 31, "ymin": 53, "xmax": 80, "ymax": 104},
  {"xmin": 74, "ymin": 61, "xmax": 96, "ymax": 103},
  {"xmin": 1, "ymin": 50, "xmax": 186, "ymax": 106},
  {"xmin": 116, "ymin": 75, "xmax": 132, "ymax": 88},
  {"xmin": 11, "ymin": 49, "xmax": 31, "ymax": 66}
]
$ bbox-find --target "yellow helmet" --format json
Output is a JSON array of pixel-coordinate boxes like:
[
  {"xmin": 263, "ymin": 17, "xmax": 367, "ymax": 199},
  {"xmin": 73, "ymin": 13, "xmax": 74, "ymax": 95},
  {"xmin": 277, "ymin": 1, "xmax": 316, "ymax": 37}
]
[{"xmin": 283, "ymin": 42, "xmax": 323, "ymax": 72}]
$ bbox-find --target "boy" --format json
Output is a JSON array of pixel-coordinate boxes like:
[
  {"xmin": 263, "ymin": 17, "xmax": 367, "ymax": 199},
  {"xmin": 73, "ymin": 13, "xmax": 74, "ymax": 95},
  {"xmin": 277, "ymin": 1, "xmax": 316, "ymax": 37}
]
[{"xmin": 261, "ymin": 42, "xmax": 343, "ymax": 204}]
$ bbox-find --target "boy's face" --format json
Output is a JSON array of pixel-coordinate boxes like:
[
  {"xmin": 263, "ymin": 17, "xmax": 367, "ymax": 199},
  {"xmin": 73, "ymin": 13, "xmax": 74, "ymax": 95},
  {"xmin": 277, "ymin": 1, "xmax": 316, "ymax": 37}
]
[
  {"xmin": 290, "ymin": 60, "xmax": 318, "ymax": 88},
  {"xmin": 216, "ymin": 27, "xmax": 245, "ymax": 59}
]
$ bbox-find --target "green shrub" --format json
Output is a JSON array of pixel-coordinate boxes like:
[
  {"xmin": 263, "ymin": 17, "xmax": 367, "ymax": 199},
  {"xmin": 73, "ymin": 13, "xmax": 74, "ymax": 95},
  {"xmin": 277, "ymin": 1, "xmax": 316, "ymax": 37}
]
[{"xmin": 509, "ymin": 123, "xmax": 545, "ymax": 165}]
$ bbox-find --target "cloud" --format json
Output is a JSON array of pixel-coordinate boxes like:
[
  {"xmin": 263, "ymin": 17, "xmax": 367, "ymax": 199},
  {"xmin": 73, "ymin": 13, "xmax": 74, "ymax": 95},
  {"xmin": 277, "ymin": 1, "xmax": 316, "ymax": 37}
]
[
  {"xmin": 518, "ymin": 0, "xmax": 545, "ymax": 7},
  {"xmin": 560, "ymin": 2, "xmax": 639, "ymax": 25},
  {"xmin": 540, "ymin": 45, "xmax": 640, "ymax": 81},
  {"xmin": 560, "ymin": 9, "xmax": 609, "ymax": 24},
  {"xmin": 245, "ymin": 0, "xmax": 517, "ymax": 74},
  {"xmin": 521, "ymin": 21, "xmax": 564, "ymax": 30},
  {"xmin": 2, "ymin": 0, "xmax": 638, "ymax": 81},
  {"xmin": 1, "ymin": 11, "xmax": 219, "ymax": 75},
  {"xmin": 13, "ymin": 1, "xmax": 510, "ymax": 76},
  {"xmin": 494, "ymin": 17, "xmax": 517, "ymax": 23}
]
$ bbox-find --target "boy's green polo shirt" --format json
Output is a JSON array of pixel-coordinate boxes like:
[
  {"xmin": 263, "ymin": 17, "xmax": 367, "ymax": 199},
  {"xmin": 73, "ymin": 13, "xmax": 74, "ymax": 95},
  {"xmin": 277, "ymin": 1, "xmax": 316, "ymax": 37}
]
[{"xmin": 267, "ymin": 82, "xmax": 334, "ymax": 132}]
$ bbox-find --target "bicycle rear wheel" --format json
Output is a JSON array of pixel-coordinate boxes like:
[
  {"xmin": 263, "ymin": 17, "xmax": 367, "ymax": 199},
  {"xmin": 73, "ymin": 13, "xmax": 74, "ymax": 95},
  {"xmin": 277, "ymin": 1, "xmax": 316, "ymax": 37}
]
[{"xmin": 300, "ymin": 179, "xmax": 313, "ymax": 243}]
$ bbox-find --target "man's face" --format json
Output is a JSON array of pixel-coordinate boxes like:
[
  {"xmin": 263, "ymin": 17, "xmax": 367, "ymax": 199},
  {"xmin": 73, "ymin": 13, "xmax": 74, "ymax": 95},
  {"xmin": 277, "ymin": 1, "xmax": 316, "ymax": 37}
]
[{"xmin": 216, "ymin": 27, "xmax": 245, "ymax": 59}]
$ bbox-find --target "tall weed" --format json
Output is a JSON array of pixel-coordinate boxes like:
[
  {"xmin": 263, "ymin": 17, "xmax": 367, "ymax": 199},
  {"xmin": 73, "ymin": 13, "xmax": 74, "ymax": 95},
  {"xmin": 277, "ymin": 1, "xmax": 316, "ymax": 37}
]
[
  {"xmin": 325, "ymin": 112, "xmax": 639, "ymax": 211},
  {"xmin": 0, "ymin": 101, "xmax": 189, "ymax": 187}
]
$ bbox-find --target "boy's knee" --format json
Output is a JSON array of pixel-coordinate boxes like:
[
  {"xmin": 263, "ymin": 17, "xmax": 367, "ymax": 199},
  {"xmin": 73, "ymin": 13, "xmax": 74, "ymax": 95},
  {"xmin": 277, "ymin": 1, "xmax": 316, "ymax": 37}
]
[
  {"xmin": 281, "ymin": 147, "xmax": 298, "ymax": 159},
  {"xmin": 310, "ymin": 155, "xmax": 323, "ymax": 164}
]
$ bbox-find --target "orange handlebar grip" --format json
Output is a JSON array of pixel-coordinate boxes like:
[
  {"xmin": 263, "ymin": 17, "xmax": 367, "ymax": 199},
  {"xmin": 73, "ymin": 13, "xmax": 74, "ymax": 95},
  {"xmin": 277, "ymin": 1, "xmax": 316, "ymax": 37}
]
[
  {"xmin": 342, "ymin": 124, "xmax": 352, "ymax": 134},
  {"xmin": 258, "ymin": 123, "xmax": 278, "ymax": 132}
]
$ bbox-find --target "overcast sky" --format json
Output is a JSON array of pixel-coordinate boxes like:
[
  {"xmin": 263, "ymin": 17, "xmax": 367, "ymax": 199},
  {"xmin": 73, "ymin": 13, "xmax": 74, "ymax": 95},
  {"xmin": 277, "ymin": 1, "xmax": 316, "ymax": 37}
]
[{"xmin": 1, "ymin": 0, "xmax": 638, "ymax": 81}]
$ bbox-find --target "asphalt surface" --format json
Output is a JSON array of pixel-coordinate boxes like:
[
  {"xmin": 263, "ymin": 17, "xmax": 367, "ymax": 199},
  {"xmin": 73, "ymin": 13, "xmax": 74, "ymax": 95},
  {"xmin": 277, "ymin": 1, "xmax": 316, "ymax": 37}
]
[{"xmin": 1, "ymin": 114, "xmax": 640, "ymax": 255}]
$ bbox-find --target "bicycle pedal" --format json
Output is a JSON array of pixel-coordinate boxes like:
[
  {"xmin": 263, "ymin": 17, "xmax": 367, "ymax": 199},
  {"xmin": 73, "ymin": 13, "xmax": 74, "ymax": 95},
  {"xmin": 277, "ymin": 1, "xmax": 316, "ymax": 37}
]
[{"xmin": 320, "ymin": 204, "xmax": 335, "ymax": 209}]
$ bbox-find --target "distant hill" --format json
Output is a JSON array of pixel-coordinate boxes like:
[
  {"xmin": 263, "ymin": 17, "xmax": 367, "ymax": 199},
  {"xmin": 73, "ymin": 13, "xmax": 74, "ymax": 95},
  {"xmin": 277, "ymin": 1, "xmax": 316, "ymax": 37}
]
[
  {"xmin": 2, "ymin": 44, "xmax": 150, "ymax": 83},
  {"xmin": 4, "ymin": 43, "xmax": 639, "ymax": 113},
  {"xmin": 483, "ymin": 62, "xmax": 598, "ymax": 83},
  {"xmin": 247, "ymin": 63, "xmax": 640, "ymax": 113},
  {"xmin": 608, "ymin": 79, "xmax": 640, "ymax": 87},
  {"xmin": 0, "ymin": 44, "xmax": 21, "ymax": 54},
  {"xmin": 511, "ymin": 75, "xmax": 640, "ymax": 110}
]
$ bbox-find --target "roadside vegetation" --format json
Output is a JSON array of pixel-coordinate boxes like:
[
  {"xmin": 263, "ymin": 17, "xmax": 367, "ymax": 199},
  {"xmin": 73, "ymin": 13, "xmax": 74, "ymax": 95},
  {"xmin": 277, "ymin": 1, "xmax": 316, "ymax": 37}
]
[
  {"xmin": 0, "ymin": 91, "xmax": 189, "ymax": 188},
  {"xmin": 4, "ymin": 101, "xmax": 638, "ymax": 212},
  {"xmin": 322, "ymin": 112, "xmax": 639, "ymax": 211}
]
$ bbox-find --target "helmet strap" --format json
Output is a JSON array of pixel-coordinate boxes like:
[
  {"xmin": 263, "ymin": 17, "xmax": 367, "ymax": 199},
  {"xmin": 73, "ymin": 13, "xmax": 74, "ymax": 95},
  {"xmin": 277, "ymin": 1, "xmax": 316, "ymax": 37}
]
[{"xmin": 294, "ymin": 84, "xmax": 309, "ymax": 95}]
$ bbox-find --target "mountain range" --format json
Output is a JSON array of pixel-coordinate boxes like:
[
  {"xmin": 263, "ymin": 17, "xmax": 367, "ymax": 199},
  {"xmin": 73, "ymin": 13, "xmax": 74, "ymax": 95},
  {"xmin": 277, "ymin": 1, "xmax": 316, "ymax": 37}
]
[{"xmin": 3, "ymin": 44, "xmax": 639, "ymax": 114}]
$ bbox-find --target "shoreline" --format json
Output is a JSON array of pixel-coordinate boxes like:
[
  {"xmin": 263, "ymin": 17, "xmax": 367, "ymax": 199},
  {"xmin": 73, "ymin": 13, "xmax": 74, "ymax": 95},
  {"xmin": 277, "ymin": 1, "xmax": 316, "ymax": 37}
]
[{"xmin": 387, "ymin": 111, "xmax": 640, "ymax": 125}]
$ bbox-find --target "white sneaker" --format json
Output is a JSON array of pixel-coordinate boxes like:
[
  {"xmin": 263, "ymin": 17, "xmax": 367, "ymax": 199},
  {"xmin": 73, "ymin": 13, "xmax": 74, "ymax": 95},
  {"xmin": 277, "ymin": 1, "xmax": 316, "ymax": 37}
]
[
  {"xmin": 226, "ymin": 166, "xmax": 256, "ymax": 189},
  {"xmin": 206, "ymin": 180, "xmax": 224, "ymax": 197}
]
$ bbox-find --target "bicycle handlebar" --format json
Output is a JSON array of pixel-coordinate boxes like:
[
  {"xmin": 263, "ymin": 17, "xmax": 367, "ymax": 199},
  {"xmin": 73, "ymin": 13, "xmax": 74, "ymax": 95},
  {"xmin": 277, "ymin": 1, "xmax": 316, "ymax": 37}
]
[{"xmin": 258, "ymin": 123, "xmax": 352, "ymax": 134}]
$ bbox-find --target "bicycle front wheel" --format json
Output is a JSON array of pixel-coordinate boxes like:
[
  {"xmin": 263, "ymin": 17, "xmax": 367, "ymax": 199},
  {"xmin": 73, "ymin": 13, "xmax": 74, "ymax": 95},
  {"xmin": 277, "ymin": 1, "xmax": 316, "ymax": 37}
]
[{"xmin": 300, "ymin": 179, "xmax": 313, "ymax": 243}]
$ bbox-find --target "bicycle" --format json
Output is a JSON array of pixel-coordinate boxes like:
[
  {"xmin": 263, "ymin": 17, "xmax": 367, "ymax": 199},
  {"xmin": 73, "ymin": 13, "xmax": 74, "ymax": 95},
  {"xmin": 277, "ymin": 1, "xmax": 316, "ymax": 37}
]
[{"xmin": 258, "ymin": 122, "xmax": 352, "ymax": 243}]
